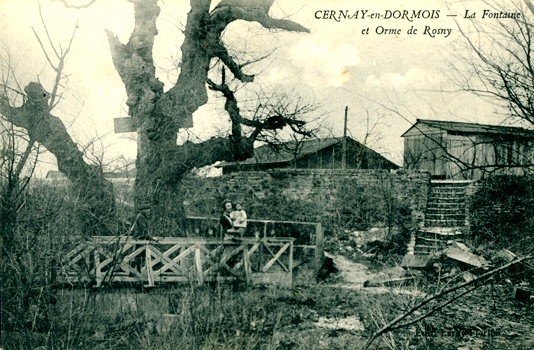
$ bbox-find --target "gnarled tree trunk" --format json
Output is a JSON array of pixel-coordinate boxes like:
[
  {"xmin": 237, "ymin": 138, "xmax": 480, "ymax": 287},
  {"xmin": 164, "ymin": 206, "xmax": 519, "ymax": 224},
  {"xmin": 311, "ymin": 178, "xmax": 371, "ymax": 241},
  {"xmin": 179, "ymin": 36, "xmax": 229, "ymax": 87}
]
[{"xmin": 106, "ymin": 0, "xmax": 309, "ymax": 236}]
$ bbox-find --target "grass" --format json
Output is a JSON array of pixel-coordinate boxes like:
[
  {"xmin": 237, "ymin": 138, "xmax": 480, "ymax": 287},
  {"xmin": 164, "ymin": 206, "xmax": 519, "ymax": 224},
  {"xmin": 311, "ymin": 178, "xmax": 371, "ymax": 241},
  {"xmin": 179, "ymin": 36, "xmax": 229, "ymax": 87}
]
[{"xmin": 3, "ymin": 257, "xmax": 534, "ymax": 350}]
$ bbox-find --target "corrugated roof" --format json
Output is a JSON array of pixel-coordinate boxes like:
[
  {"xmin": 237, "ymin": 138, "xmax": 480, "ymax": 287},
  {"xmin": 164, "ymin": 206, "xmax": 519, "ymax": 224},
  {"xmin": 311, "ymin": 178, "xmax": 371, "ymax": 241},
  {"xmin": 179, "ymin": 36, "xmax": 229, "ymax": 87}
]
[{"xmin": 402, "ymin": 119, "xmax": 534, "ymax": 138}]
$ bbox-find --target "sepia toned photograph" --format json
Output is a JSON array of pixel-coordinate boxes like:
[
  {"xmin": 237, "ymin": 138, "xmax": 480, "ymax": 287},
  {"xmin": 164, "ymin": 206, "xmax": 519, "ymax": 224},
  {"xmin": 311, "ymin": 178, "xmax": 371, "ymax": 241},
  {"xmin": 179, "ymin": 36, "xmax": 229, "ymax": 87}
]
[{"xmin": 1, "ymin": 0, "xmax": 533, "ymax": 349}]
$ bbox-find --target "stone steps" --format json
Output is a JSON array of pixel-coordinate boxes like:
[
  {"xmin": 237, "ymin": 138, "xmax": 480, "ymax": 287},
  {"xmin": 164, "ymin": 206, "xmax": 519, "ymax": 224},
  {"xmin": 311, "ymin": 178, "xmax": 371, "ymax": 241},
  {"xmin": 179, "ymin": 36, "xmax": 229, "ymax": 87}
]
[
  {"xmin": 415, "ymin": 180, "xmax": 474, "ymax": 254},
  {"xmin": 425, "ymin": 203, "xmax": 463, "ymax": 210},
  {"xmin": 429, "ymin": 189, "xmax": 466, "ymax": 196},
  {"xmin": 425, "ymin": 213, "xmax": 466, "ymax": 220},
  {"xmin": 424, "ymin": 183, "xmax": 468, "ymax": 228},
  {"xmin": 426, "ymin": 197, "xmax": 465, "ymax": 204},
  {"xmin": 425, "ymin": 207, "xmax": 465, "ymax": 214},
  {"xmin": 425, "ymin": 219, "xmax": 465, "ymax": 227}
]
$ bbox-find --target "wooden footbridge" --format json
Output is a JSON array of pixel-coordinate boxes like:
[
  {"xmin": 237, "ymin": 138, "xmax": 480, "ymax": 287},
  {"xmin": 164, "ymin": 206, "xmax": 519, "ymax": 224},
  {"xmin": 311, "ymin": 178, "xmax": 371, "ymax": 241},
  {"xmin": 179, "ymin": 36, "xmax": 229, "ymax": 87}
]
[{"xmin": 58, "ymin": 218, "xmax": 324, "ymax": 288}]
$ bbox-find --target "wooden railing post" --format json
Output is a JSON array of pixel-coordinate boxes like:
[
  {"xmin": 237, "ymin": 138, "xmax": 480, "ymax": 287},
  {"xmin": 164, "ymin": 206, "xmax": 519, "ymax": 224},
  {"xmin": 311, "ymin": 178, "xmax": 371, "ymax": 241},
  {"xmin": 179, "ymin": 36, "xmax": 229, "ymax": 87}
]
[
  {"xmin": 94, "ymin": 245, "xmax": 101, "ymax": 287},
  {"xmin": 195, "ymin": 244, "xmax": 204, "ymax": 285},
  {"xmin": 289, "ymin": 240, "xmax": 293, "ymax": 284},
  {"xmin": 243, "ymin": 244, "xmax": 252, "ymax": 284},
  {"xmin": 146, "ymin": 244, "xmax": 154, "ymax": 287},
  {"xmin": 315, "ymin": 223, "xmax": 324, "ymax": 276}
]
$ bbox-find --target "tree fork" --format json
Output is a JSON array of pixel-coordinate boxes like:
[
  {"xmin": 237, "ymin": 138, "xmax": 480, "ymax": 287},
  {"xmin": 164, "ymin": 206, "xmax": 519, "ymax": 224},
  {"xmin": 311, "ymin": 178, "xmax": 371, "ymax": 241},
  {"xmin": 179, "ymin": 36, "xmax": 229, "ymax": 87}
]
[{"xmin": 106, "ymin": 0, "xmax": 309, "ymax": 236}]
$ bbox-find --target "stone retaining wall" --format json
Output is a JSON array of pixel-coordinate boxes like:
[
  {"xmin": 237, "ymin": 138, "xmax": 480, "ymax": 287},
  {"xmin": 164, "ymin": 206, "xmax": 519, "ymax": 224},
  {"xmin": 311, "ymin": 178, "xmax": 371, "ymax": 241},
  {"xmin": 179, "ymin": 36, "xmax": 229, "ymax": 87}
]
[{"xmin": 182, "ymin": 169, "xmax": 430, "ymax": 231}]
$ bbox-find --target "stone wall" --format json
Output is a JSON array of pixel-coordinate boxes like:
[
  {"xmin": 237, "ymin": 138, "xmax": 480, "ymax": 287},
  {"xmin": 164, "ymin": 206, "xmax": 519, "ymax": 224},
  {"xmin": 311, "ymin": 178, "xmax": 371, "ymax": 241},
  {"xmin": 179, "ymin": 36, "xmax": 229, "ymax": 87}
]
[{"xmin": 181, "ymin": 169, "xmax": 430, "ymax": 232}]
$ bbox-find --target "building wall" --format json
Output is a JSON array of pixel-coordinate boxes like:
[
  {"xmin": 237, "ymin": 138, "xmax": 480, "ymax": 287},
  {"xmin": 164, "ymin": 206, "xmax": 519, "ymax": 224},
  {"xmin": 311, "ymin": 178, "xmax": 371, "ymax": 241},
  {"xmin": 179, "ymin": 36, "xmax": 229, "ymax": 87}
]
[
  {"xmin": 445, "ymin": 134, "xmax": 534, "ymax": 179},
  {"xmin": 404, "ymin": 129, "xmax": 534, "ymax": 179},
  {"xmin": 403, "ymin": 132, "xmax": 447, "ymax": 176}
]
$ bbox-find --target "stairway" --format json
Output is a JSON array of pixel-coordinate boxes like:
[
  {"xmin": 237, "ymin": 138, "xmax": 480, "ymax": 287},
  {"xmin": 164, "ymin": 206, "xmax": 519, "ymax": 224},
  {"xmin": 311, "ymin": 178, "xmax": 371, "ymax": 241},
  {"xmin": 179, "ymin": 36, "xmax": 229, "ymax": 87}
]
[
  {"xmin": 414, "ymin": 180, "xmax": 474, "ymax": 255},
  {"xmin": 425, "ymin": 181, "xmax": 469, "ymax": 227}
]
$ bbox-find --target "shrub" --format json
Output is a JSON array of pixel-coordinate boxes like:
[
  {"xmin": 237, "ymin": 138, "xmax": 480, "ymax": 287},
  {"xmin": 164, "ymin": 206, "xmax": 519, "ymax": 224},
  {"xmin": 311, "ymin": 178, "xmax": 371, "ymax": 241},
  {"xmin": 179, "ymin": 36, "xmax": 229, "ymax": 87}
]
[{"xmin": 469, "ymin": 175, "xmax": 534, "ymax": 251}]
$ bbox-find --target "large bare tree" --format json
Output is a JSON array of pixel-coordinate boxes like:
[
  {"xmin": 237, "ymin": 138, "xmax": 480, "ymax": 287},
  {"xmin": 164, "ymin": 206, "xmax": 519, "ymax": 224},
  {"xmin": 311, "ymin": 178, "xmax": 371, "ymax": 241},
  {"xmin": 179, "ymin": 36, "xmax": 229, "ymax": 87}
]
[
  {"xmin": 107, "ymin": 0, "xmax": 311, "ymax": 235},
  {"xmin": 1, "ymin": 0, "xmax": 312, "ymax": 236}
]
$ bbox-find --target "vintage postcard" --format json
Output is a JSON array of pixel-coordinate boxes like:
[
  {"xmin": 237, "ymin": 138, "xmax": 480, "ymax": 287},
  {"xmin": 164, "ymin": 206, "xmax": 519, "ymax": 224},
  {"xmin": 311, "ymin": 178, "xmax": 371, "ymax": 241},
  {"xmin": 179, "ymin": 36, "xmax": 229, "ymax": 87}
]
[{"xmin": 1, "ymin": 0, "xmax": 533, "ymax": 349}]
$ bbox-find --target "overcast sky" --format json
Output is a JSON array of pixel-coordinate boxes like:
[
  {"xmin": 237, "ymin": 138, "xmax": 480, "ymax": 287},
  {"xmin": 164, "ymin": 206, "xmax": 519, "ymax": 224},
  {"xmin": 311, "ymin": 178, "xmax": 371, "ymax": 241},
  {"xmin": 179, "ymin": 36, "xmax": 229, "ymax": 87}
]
[{"xmin": 0, "ymin": 0, "xmax": 519, "ymax": 176}]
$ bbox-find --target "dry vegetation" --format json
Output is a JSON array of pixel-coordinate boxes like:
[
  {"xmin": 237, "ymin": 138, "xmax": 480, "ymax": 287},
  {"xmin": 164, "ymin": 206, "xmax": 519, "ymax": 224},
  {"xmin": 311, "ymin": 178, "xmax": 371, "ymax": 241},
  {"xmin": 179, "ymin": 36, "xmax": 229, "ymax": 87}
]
[{"xmin": 2, "ymin": 175, "xmax": 533, "ymax": 350}]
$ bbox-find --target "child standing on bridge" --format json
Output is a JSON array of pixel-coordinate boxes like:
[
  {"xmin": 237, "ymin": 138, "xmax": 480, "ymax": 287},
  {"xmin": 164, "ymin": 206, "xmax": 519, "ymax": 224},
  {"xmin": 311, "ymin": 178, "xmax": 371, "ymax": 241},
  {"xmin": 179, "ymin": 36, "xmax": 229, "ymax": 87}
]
[{"xmin": 231, "ymin": 202, "xmax": 247, "ymax": 237}]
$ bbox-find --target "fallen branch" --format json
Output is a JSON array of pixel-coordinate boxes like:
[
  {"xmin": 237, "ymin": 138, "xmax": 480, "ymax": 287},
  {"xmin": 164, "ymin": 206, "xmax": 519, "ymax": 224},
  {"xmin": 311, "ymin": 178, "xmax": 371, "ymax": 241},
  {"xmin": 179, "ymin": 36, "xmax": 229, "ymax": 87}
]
[{"xmin": 363, "ymin": 255, "xmax": 533, "ymax": 350}]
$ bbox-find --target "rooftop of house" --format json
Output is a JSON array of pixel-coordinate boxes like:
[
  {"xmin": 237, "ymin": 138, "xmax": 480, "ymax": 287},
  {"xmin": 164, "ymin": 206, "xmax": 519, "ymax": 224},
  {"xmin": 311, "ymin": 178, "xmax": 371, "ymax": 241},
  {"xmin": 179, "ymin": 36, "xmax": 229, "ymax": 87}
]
[
  {"xmin": 45, "ymin": 170, "xmax": 135, "ymax": 179},
  {"xmin": 402, "ymin": 119, "xmax": 534, "ymax": 138},
  {"xmin": 217, "ymin": 136, "xmax": 397, "ymax": 168}
]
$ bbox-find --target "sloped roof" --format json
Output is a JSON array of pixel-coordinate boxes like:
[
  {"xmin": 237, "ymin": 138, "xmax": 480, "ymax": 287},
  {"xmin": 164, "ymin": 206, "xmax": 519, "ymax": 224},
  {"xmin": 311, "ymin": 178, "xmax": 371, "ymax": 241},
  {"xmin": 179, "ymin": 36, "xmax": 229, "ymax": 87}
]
[
  {"xmin": 402, "ymin": 119, "xmax": 534, "ymax": 138},
  {"xmin": 219, "ymin": 138, "xmax": 340, "ymax": 167},
  {"xmin": 45, "ymin": 170, "xmax": 67, "ymax": 179},
  {"xmin": 218, "ymin": 137, "xmax": 399, "ymax": 168},
  {"xmin": 45, "ymin": 170, "xmax": 135, "ymax": 179}
]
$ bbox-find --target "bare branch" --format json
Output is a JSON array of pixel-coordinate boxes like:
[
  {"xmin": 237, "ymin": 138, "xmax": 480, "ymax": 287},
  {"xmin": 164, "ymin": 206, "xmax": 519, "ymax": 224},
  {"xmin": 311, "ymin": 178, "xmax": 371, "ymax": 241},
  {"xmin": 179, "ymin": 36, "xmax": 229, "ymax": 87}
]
[
  {"xmin": 207, "ymin": 77, "xmax": 312, "ymax": 149},
  {"xmin": 38, "ymin": 2, "xmax": 60, "ymax": 60},
  {"xmin": 452, "ymin": 1, "xmax": 534, "ymax": 126},
  {"xmin": 363, "ymin": 255, "xmax": 534, "ymax": 350},
  {"xmin": 240, "ymin": 49, "xmax": 276, "ymax": 69},
  {"xmin": 524, "ymin": 0, "xmax": 534, "ymax": 15},
  {"xmin": 209, "ymin": 40, "xmax": 254, "ymax": 83},
  {"xmin": 31, "ymin": 27, "xmax": 56, "ymax": 72},
  {"xmin": 210, "ymin": 1, "xmax": 310, "ymax": 34}
]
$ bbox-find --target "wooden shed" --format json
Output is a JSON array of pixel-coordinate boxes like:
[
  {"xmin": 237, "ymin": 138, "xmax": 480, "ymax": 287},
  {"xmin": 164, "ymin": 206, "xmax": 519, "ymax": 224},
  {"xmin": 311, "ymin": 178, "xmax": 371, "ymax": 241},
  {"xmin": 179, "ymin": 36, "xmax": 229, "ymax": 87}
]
[
  {"xmin": 402, "ymin": 119, "xmax": 534, "ymax": 179},
  {"xmin": 218, "ymin": 137, "xmax": 399, "ymax": 175}
]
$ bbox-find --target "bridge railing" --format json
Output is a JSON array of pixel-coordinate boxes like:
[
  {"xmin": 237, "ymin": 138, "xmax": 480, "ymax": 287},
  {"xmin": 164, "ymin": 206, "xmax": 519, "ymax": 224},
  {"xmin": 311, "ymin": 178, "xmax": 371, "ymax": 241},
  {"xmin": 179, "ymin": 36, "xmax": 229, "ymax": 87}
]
[
  {"xmin": 58, "ymin": 236, "xmax": 295, "ymax": 288},
  {"xmin": 58, "ymin": 217, "xmax": 324, "ymax": 288},
  {"xmin": 184, "ymin": 217, "xmax": 324, "ymax": 271}
]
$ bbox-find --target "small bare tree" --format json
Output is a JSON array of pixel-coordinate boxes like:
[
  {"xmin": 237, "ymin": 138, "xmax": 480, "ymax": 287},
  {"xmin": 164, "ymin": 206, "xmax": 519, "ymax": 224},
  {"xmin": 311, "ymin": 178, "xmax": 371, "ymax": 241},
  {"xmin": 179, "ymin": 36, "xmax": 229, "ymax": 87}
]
[{"xmin": 0, "ymin": 7, "xmax": 116, "ymax": 235}]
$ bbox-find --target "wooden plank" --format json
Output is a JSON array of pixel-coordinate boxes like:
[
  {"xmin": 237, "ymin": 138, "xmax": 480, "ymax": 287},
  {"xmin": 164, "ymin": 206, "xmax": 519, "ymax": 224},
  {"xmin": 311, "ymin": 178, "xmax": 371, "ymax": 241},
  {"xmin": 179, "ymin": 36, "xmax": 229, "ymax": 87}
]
[
  {"xmin": 199, "ymin": 244, "xmax": 225, "ymax": 259},
  {"xmin": 64, "ymin": 244, "xmax": 87, "ymax": 262},
  {"xmin": 262, "ymin": 243, "xmax": 288, "ymax": 271},
  {"xmin": 231, "ymin": 260, "xmax": 244, "ymax": 272},
  {"xmin": 218, "ymin": 245, "xmax": 245, "ymax": 276},
  {"xmin": 101, "ymin": 245, "xmax": 146, "ymax": 279},
  {"xmin": 94, "ymin": 249, "xmax": 101, "ymax": 287},
  {"xmin": 160, "ymin": 244, "xmax": 196, "ymax": 268},
  {"xmin": 195, "ymin": 245, "xmax": 204, "ymax": 285},
  {"xmin": 186, "ymin": 217, "xmax": 321, "ymax": 226},
  {"xmin": 94, "ymin": 244, "xmax": 136, "ymax": 278},
  {"xmin": 262, "ymin": 243, "xmax": 290, "ymax": 272},
  {"xmin": 146, "ymin": 245, "xmax": 154, "ymax": 287},
  {"xmin": 315, "ymin": 223, "xmax": 324, "ymax": 275},
  {"xmin": 66, "ymin": 247, "xmax": 94, "ymax": 268},
  {"xmin": 113, "ymin": 117, "xmax": 136, "ymax": 133},
  {"xmin": 401, "ymin": 254, "xmax": 432, "ymax": 268},
  {"xmin": 244, "ymin": 246, "xmax": 252, "ymax": 284},
  {"xmin": 245, "ymin": 242, "xmax": 261, "ymax": 258},
  {"xmin": 288, "ymin": 241, "xmax": 293, "ymax": 284},
  {"xmin": 263, "ymin": 221, "xmax": 267, "ymax": 238},
  {"xmin": 198, "ymin": 245, "xmax": 225, "ymax": 276},
  {"xmin": 198, "ymin": 244, "xmax": 225, "ymax": 269},
  {"xmin": 147, "ymin": 245, "xmax": 187, "ymax": 277},
  {"xmin": 220, "ymin": 245, "xmax": 244, "ymax": 264},
  {"xmin": 68, "ymin": 228, "xmax": 303, "ymax": 286},
  {"xmin": 445, "ymin": 247, "xmax": 490, "ymax": 268}
]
